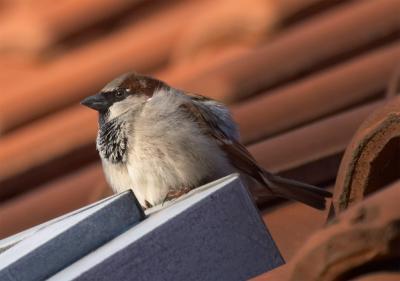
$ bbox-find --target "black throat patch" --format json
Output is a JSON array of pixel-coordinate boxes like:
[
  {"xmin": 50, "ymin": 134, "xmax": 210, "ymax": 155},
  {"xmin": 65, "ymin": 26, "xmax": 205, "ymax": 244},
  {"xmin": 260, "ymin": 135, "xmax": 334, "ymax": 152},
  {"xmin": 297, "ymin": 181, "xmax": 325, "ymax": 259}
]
[{"xmin": 97, "ymin": 115, "xmax": 128, "ymax": 164}]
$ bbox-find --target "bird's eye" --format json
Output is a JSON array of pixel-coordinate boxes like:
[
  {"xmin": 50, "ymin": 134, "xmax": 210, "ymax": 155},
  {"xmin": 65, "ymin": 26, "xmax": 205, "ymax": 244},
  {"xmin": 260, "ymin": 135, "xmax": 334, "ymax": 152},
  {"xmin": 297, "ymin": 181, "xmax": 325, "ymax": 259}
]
[{"xmin": 115, "ymin": 90, "xmax": 124, "ymax": 98}]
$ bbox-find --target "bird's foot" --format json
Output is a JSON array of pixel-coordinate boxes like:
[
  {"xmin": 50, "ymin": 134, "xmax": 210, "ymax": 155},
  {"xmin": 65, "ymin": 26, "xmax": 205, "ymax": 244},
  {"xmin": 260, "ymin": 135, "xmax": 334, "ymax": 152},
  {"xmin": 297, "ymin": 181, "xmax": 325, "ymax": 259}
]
[
  {"xmin": 163, "ymin": 187, "xmax": 192, "ymax": 205},
  {"xmin": 144, "ymin": 200, "xmax": 152, "ymax": 210}
]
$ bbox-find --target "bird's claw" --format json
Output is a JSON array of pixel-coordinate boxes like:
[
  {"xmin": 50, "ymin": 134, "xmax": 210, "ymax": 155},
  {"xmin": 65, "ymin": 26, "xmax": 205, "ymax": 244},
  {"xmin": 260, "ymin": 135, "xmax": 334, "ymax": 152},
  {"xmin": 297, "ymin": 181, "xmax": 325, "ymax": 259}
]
[{"xmin": 162, "ymin": 187, "xmax": 192, "ymax": 205}]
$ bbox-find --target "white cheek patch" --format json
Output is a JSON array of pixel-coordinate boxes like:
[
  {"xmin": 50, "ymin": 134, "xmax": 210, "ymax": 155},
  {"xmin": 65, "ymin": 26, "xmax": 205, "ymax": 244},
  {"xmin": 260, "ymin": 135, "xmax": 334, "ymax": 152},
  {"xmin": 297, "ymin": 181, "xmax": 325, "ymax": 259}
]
[
  {"xmin": 109, "ymin": 97, "xmax": 133, "ymax": 120},
  {"xmin": 108, "ymin": 95, "xmax": 148, "ymax": 120}
]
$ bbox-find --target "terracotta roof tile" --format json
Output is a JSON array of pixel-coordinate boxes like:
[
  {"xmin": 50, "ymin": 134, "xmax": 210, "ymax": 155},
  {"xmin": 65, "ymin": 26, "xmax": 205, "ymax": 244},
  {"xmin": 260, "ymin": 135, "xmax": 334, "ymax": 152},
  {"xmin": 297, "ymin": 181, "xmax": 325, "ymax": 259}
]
[
  {"xmin": 253, "ymin": 180, "xmax": 400, "ymax": 280},
  {"xmin": 233, "ymin": 43, "xmax": 400, "ymax": 143},
  {"xmin": 0, "ymin": 106, "xmax": 98, "ymax": 200},
  {"xmin": 0, "ymin": 164, "xmax": 108, "ymax": 238},
  {"xmin": 0, "ymin": 1, "xmax": 399, "ymax": 271},
  {"xmin": 333, "ymin": 95, "xmax": 400, "ymax": 213},
  {"xmin": 177, "ymin": 0, "xmax": 400, "ymax": 102},
  {"xmin": 249, "ymin": 101, "xmax": 381, "ymax": 178},
  {"xmin": 0, "ymin": 0, "xmax": 144, "ymax": 53}
]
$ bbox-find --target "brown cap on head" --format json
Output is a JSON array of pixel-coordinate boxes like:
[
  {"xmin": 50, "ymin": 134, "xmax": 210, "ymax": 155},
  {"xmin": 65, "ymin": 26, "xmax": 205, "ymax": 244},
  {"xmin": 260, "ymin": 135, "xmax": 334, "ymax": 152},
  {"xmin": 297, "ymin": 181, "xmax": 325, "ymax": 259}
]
[
  {"xmin": 101, "ymin": 72, "xmax": 165, "ymax": 98},
  {"xmin": 81, "ymin": 72, "xmax": 167, "ymax": 111}
]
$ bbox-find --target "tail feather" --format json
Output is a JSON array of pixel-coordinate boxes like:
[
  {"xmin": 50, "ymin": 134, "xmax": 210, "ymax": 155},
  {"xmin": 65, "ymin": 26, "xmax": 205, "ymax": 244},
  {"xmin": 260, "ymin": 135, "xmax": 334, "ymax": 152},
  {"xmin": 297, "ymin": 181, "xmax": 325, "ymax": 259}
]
[{"xmin": 262, "ymin": 173, "xmax": 332, "ymax": 210}]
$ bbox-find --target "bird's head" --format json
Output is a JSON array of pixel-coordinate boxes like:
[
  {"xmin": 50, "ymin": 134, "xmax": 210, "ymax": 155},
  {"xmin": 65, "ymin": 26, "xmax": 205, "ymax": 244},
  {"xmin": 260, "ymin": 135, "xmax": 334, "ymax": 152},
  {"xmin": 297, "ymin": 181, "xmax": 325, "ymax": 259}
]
[{"xmin": 81, "ymin": 72, "xmax": 165, "ymax": 121}]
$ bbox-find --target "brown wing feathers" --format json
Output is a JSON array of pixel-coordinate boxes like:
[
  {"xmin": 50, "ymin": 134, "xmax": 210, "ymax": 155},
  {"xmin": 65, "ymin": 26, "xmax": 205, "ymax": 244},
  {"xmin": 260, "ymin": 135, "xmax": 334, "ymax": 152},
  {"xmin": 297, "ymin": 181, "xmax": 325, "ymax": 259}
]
[{"xmin": 181, "ymin": 95, "xmax": 332, "ymax": 209}]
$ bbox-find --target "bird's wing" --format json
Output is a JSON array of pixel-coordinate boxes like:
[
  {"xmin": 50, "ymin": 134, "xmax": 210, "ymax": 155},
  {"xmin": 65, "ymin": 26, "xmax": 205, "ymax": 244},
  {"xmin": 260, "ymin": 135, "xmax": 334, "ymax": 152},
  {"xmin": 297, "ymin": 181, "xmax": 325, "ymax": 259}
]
[
  {"xmin": 185, "ymin": 94, "xmax": 240, "ymax": 141},
  {"xmin": 180, "ymin": 94, "xmax": 271, "ymax": 190},
  {"xmin": 180, "ymin": 93, "xmax": 331, "ymax": 209}
]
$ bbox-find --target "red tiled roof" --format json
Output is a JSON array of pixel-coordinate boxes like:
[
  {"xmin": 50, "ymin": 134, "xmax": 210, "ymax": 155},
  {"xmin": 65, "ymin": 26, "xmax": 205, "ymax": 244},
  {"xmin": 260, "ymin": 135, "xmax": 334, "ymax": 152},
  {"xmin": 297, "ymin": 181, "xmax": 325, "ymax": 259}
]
[{"xmin": 0, "ymin": 0, "xmax": 399, "ymax": 278}]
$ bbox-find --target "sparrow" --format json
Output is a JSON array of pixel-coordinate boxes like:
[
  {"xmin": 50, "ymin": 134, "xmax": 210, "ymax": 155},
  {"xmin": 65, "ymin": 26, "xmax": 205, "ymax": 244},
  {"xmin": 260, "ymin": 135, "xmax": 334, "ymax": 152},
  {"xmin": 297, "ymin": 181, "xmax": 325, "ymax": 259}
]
[{"xmin": 81, "ymin": 72, "xmax": 331, "ymax": 209}]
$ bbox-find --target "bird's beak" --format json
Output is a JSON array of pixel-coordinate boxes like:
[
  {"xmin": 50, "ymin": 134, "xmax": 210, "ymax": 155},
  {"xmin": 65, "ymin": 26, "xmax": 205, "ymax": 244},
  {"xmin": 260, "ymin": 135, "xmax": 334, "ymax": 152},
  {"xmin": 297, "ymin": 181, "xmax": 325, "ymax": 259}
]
[{"xmin": 81, "ymin": 93, "xmax": 109, "ymax": 111}]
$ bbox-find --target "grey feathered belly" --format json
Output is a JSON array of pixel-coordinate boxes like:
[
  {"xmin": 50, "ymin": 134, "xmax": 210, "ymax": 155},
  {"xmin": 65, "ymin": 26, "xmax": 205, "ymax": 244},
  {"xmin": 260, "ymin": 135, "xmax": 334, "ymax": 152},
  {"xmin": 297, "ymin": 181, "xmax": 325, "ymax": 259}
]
[
  {"xmin": 129, "ymin": 141, "xmax": 230, "ymax": 205},
  {"xmin": 125, "ymin": 117, "xmax": 234, "ymax": 206},
  {"xmin": 99, "ymin": 125, "xmax": 233, "ymax": 207},
  {"xmin": 98, "ymin": 99, "xmax": 235, "ymax": 207}
]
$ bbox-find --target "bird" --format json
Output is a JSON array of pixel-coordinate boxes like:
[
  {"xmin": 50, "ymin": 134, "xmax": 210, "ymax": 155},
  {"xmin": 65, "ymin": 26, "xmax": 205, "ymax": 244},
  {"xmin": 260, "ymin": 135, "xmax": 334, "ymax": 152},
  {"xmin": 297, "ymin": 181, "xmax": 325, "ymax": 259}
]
[{"xmin": 81, "ymin": 72, "xmax": 331, "ymax": 210}]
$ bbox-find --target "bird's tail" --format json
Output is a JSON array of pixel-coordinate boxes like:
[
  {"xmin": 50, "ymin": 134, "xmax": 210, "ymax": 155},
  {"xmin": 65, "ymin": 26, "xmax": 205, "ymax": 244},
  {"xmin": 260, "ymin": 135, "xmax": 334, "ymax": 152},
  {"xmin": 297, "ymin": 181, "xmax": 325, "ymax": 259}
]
[{"xmin": 261, "ymin": 172, "xmax": 332, "ymax": 210}]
